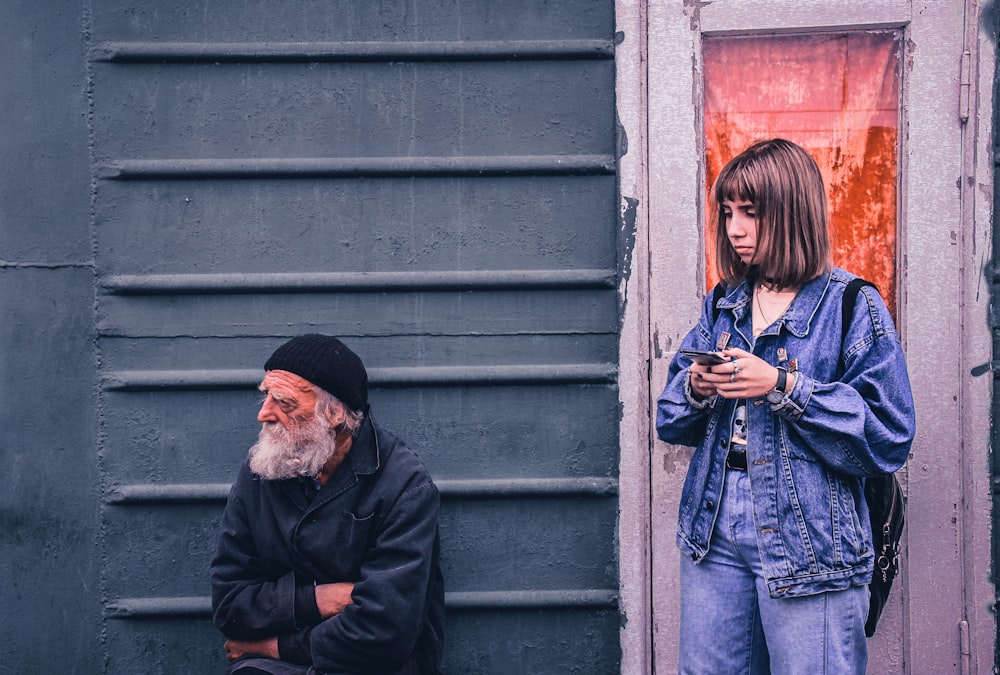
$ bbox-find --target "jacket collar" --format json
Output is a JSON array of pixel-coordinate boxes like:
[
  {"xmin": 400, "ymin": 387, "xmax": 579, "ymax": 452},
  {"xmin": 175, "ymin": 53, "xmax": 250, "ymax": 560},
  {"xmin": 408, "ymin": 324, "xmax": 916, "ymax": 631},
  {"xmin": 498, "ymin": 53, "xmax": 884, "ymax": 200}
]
[
  {"xmin": 343, "ymin": 409, "xmax": 381, "ymax": 477},
  {"xmin": 717, "ymin": 271, "xmax": 833, "ymax": 339},
  {"xmin": 283, "ymin": 409, "xmax": 382, "ymax": 506}
]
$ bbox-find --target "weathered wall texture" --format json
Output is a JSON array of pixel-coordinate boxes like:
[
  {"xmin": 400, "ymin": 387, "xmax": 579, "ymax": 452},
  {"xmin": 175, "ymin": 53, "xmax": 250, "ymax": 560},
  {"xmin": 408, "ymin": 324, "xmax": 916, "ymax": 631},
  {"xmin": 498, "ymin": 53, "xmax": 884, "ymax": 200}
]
[
  {"xmin": 2, "ymin": 1, "xmax": 622, "ymax": 673},
  {"xmin": 1, "ymin": 2, "xmax": 102, "ymax": 673}
]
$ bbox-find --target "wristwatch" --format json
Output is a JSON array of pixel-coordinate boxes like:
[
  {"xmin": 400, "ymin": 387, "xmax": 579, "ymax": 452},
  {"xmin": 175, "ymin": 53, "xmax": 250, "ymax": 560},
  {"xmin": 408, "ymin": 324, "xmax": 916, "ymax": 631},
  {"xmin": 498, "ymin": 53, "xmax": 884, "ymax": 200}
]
[{"xmin": 766, "ymin": 367, "xmax": 789, "ymax": 404}]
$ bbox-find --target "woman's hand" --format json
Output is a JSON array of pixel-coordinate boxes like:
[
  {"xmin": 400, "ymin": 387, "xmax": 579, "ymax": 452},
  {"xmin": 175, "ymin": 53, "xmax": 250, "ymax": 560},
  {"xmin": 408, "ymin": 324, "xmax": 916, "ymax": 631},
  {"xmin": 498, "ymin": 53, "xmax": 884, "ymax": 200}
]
[
  {"xmin": 695, "ymin": 347, "xmax": 783, "ymax": 400},
  {"xmin": 688, "ymin": 361, "xmax": 720, "ymax": 400}
]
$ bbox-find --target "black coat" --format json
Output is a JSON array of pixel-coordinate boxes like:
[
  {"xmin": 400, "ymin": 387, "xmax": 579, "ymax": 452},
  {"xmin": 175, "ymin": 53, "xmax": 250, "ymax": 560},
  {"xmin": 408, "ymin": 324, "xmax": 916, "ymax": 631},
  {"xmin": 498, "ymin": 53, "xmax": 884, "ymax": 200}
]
[{"xmin": 210, "ymin": 413, "xmax": 445, "ymax": 674}]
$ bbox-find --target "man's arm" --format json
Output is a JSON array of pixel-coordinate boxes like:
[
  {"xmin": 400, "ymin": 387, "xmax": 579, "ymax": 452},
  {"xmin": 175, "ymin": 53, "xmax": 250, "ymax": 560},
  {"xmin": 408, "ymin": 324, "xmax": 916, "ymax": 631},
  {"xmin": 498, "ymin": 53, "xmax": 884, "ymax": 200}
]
[
  {"xmin": 315, "ymin": 582, "xmax": 355, "ymax": 618},
  {"xmin": 224, "ymin": 637, "xmax": 279, "ymax": 661},
  {"xmin": 210, "ymin": 467, "xmax": 307, "ymax": 640},
  {"xmin": 295, "ymin": 478, "xmax": 441, "ymax": 673},
  {"xmin": 220, "ymin": 583, "xmax": 354, "ymax": 664}
]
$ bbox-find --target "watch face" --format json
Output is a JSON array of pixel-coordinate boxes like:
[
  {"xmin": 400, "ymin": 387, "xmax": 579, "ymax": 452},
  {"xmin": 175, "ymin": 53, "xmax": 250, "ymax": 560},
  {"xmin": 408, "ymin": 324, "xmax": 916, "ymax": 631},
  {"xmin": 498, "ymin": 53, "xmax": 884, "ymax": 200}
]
[{"xmin": 766, "ymin": 389, "xmax": 784, "ymax": 404}]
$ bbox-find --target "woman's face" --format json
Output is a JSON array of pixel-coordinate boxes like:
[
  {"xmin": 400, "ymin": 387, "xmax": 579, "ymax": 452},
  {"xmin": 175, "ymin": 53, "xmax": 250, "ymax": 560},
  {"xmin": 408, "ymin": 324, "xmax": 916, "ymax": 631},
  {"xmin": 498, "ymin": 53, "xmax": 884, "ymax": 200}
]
[{"xmin": 722, "ymin": 199, "xmax": 758, "ymax": 265}]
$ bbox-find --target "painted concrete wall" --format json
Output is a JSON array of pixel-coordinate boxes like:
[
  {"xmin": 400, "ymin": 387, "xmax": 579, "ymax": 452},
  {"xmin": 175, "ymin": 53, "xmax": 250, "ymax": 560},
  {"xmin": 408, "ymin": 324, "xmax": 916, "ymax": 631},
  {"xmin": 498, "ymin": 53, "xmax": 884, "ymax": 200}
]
[
  {"xmin": 3, "ymin": 1, "xmax": 623, "ymax": 673},
  {"xmin": 1, "ymin": 2, "xmax": 102, "ymax": 672}
]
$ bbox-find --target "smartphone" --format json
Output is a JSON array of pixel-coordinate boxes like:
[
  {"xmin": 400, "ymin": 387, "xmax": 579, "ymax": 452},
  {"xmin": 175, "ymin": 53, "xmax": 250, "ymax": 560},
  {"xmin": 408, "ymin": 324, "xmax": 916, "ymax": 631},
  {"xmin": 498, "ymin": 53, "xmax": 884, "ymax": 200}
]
[{"xmin": 680, "ymin": 348, "xmax": 730, "ymax": 366}]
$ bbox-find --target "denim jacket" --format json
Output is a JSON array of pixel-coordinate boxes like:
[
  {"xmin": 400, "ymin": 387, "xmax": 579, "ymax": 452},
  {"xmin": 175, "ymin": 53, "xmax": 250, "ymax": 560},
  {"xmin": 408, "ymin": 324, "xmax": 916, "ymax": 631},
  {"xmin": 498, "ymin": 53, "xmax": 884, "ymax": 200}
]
[{"xmin": 656, "ymin": 269, "xmax": 915, "ymax": 598}]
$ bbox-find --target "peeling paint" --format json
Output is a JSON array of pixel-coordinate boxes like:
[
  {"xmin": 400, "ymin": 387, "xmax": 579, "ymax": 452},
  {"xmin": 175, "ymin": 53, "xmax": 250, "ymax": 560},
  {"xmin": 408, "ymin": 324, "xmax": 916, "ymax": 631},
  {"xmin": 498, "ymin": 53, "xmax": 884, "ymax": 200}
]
[
  {"xmin": 616, "ymin": 110, "xmax": 629, "ymax": 159},
  {"xmin": 662, "ymin": 446, "xmax": 695, "ymax": 474},
  {"xmin": 703, "ymin": 31, "xmax": 901, "ymax": 316},
  {"xmin": 618, "ymin": 195, "xmax": 639, "ymax": 290}
]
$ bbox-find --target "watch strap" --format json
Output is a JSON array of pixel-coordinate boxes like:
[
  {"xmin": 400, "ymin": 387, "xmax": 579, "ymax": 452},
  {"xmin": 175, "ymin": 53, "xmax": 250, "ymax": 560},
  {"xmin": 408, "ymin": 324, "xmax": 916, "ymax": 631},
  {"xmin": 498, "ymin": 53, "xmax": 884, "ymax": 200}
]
[{"xmin": 775, "ymin": 367, "xmax": 788, "ymax": 393}]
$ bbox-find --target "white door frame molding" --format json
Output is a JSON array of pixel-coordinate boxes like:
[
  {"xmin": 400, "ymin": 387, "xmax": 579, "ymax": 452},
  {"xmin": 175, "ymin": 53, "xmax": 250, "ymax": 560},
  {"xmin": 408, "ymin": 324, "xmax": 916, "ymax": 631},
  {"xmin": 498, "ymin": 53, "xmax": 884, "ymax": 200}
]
[{"xmin": 617, "ymin": 1, "xmax": 996, "ymax": 672}]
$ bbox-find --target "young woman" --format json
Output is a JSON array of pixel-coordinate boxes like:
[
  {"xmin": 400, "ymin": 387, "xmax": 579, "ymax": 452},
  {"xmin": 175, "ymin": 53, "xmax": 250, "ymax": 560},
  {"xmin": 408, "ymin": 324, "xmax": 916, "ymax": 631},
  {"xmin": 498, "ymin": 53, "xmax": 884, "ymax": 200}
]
[{"xmin": 656, "ymin": 138, "xmax": 915, "ymax": 674}]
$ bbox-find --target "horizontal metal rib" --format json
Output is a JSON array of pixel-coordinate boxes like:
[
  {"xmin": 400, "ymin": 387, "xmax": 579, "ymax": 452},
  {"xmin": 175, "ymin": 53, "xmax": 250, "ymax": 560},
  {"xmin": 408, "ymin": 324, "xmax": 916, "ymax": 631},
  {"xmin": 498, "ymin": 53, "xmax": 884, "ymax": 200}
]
[
  {"xmin": 101, "ymin": 269, "xmax": 616, "ymax": 295},
  {"xmin": 106, "ymin": 589, "xmax": 618, "ymax": 619},
  {"xmin": 106, "ymin": 477, "xmax": 618, "ymax": 505},
  {"xmin": 446, "ymin": 589, "xmax": 618, "ymax": 610},
  {"xmin": 99, "ymin": 155, "xmax": 616, "ymax": 180},
  {"xmin": 106, "ymin": 483, "xmax": 232, "ymax": 504},
  {"xmin": 106, "ymin": 596, "xmax": 211, "ymax": 618},
  {"xmin": 102, "ymin": 364, "xmax": 617, "ymax": 391},
  {"xmin": 92, "ymin": 39, "xmax": 615, "ymax": 63},
  {"xmin": 435, "ymin": 477, "xmax": 618, "ymax": 498},
  {"xmin": 103, "ymin": 369, "xmax": 260, "ymax": 391}
]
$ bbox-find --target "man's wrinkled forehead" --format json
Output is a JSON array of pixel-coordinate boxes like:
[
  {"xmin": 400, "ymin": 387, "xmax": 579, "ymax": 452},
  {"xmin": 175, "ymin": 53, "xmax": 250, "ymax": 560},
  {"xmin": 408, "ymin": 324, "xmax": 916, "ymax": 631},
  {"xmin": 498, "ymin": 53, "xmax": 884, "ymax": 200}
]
[{"xmin": 260, "ymin": 369, "xmax": 315, "ymax": 395}]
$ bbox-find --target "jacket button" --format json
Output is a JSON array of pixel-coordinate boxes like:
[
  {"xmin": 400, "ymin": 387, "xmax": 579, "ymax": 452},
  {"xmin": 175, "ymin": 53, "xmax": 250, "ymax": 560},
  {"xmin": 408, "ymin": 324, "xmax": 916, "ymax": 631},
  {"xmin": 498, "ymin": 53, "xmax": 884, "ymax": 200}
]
[
  {"xmin": 721, "ymin": 438, "xmax": 729, "ymax": 448},
  {"xmin": 705, "ymin": 500, "xmax": 715, "ymax": 511}
]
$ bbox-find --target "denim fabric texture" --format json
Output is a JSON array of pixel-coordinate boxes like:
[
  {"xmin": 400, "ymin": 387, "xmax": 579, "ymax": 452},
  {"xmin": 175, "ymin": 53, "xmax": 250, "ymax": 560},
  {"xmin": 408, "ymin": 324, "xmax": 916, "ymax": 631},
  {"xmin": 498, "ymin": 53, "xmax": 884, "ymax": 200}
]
[
  {"xmin": 679, "ymin": 470, "xmax": 869, "ymax": 674},
  {"xmin": 656, "ymin": 269, "xmax": 916, "ymax": 599}
]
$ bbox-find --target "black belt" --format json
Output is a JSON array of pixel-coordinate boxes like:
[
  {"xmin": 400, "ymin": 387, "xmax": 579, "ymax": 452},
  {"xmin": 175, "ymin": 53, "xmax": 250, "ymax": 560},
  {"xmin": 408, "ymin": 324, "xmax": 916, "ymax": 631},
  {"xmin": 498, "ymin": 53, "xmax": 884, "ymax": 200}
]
[{"xmin": 725, "ymin": 449, "xmax": 747, "ymax": 471}]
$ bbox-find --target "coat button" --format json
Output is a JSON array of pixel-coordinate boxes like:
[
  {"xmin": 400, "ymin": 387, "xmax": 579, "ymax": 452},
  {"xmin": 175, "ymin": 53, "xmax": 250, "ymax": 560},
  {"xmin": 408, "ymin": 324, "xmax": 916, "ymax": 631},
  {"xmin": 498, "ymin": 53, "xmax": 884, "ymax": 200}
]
[
  {"xmin": 705, "ymin": 500, "xmax": 715, "ymax": 511},
  {"xmin": 721, "ymin": 438, "xmax": 729, "ymax": 448}
]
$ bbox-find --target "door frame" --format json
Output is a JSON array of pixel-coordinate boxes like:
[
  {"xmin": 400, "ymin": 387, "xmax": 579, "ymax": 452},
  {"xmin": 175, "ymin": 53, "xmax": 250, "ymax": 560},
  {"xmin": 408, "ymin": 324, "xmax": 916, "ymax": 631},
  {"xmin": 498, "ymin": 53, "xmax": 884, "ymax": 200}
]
[{"xmin": 616, "ymin": 1, "xmax": 996, "ymax": 671}]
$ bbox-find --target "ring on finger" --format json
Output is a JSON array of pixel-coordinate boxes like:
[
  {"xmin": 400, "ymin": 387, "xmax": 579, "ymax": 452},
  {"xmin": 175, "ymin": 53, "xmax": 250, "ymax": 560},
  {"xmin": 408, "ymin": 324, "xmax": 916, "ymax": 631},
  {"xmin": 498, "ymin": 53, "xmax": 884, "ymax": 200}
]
[
  {"xmin": 732, "ymin": 362, "xmax": 742, "ymax": 375},
  {"xmin": 729, "ymin": 372, "xmax": 736, "ymax": 383}
]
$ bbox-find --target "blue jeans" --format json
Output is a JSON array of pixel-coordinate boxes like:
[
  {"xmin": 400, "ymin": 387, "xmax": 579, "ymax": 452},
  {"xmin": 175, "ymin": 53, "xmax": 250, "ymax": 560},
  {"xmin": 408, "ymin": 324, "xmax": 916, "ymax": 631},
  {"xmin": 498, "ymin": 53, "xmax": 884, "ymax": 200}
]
[{"xmin": 679, "ymin": 469, "xmax": 869, "ymax": 674}]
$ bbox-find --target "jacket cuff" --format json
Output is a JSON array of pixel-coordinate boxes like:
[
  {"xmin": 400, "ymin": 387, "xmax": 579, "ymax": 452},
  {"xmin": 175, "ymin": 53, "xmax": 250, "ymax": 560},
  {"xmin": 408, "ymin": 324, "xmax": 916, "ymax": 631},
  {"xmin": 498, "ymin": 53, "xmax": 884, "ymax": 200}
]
[
  {"xmin": 278, "ymin": 627, "xmax": 314, "ymax": 665},
  {"xmin": 684, "ymin": 370, "xmax": 718, "ymax": 410},
  {"xmin": 294, "ymin": 581, "xmax": 323, "ymax": 628},
  {"xmin": 769, "ymin": 370, "xmax": 811, "ymax": 421}
]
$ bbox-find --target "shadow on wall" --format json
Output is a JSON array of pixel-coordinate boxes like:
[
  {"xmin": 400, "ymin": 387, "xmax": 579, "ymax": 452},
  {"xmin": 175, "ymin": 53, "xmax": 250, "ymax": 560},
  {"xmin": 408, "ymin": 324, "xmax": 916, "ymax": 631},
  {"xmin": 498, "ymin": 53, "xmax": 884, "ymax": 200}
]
[{"xmin": 985, "ymin": 0, "xmax": 998, "ymax": 45}]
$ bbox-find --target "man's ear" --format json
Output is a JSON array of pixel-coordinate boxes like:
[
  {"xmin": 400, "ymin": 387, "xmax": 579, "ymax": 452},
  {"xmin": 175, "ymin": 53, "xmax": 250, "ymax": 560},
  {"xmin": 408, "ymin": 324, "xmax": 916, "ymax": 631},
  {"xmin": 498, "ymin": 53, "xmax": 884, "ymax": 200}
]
[{"xmin": 324, "ymin": 402, "xmax": 347, "ymax": 431}]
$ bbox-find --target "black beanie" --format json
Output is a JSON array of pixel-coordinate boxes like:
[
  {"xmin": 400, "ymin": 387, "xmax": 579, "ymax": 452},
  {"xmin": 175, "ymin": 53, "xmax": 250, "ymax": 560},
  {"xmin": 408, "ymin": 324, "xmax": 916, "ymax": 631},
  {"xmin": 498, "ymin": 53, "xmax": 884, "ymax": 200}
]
[{"xmin": 264, "ymin": 334, "xmax": 368, "ymax": 411}]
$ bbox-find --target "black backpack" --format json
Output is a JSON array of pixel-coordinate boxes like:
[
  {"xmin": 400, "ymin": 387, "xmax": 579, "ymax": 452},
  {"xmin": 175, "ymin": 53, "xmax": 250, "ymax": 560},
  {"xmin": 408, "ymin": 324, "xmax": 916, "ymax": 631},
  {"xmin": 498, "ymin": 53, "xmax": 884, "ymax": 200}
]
[{"xmin": 709, "ymin": 278, "xmax": 904, "ymax": 637}]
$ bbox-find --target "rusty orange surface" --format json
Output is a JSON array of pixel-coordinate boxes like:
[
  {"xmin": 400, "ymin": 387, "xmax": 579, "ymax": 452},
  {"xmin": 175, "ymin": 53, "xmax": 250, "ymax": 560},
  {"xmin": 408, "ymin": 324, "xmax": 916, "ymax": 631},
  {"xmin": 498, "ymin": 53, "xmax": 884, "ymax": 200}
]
[{"xmin": 703, "ymin": 31, "xmax": 901, "ymax": 316}]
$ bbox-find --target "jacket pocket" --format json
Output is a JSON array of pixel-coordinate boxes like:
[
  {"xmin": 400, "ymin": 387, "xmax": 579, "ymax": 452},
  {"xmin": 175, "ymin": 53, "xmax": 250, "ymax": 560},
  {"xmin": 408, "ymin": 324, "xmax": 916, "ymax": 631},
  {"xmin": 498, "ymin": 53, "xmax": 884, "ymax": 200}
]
[
  {"xmin": 779, "ymin": 453, "xmax": 866, "ymax": 574},
  {"xmin": 297, "ymin": 510, "xmax": 377, "ymax": 579}
]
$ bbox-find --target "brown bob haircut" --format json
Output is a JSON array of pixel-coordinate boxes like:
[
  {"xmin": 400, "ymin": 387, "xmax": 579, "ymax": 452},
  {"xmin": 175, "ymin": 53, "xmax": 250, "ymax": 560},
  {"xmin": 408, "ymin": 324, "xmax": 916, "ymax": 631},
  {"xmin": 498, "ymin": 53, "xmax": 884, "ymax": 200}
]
[{"xmin": 712, "ymin": 138, "xmax": 832, "ymax": 289}]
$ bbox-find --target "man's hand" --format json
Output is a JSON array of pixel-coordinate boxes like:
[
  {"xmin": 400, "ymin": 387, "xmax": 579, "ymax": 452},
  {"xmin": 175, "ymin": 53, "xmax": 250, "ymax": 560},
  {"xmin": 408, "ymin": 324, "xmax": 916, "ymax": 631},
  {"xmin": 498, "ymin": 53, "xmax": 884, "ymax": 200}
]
[
  {"xmin": 316, "ymin": 582, "xmax": 356, "ymax": 619},
  {"xmin": 224, "ymin": 637, "xmax": 279, "ymax": 661}
]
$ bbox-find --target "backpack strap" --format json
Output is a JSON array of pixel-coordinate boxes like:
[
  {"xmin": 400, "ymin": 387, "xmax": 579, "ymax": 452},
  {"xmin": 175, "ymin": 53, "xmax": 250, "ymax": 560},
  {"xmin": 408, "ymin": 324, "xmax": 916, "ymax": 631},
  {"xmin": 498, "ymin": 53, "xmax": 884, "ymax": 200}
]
[
  {"xmin": 841, "ymin": 278, "xmax": 878, "ymax": 370},
  {"xmin": 710, "ymin": 281, "xmax": 727, "ymax": 325}
]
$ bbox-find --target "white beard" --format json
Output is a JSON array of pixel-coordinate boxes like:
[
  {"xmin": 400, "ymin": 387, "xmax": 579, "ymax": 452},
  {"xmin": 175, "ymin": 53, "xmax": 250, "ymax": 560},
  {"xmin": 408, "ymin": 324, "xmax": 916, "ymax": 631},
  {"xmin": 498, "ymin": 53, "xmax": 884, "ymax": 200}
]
[{"xmin": 248, "ymin": 413, "xmax": 339, "ymax": 481}]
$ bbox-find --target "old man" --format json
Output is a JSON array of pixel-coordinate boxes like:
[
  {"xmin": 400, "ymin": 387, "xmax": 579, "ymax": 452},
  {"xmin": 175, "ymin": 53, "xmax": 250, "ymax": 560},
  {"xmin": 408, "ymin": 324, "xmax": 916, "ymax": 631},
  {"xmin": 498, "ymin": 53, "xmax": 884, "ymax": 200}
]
[{"xmin": 210, "ymin": 334, "xmax": 445, "ymax": 675}]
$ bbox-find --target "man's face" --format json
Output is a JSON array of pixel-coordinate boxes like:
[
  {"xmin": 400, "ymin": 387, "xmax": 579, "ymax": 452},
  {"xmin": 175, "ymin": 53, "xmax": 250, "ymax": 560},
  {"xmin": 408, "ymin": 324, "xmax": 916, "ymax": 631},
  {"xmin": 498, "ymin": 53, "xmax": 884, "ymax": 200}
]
[
  {"xmin": 257, "ymin": 369, "xmax": 318, "ymax": 431},
  {"xmin": 249, "ymin": 370, "xmax": 338, "ymax": 480}
]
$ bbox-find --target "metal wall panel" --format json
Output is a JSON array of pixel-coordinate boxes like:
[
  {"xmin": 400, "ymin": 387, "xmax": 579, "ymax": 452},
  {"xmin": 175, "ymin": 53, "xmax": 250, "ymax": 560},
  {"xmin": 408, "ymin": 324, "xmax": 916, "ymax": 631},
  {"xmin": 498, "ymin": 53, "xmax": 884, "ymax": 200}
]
[
  {"xmin": 89, "ymin": 1, "xmax": 620, "ymax": 673},
  {"xmin": 0, "ymin": 2, "xmax": 102, "ymax": 673}
]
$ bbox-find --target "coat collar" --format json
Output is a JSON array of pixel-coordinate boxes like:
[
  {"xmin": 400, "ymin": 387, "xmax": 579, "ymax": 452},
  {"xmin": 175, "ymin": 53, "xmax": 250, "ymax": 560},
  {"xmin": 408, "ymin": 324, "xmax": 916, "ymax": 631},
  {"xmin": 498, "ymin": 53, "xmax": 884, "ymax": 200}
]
[
  {"xmin": 716, "ymin": 271, "xmax": 833, "ymax": 339},
  {"xmin": 343, "ymin": 410, "xmax": 381, "ymax": 477},
  {"xmin": 319, "ymin": 411, "xmax": 381, "ymax": 496},
  {"xmin": 278, "ymin": 409, "xmax": 383, "ymax": 507}
]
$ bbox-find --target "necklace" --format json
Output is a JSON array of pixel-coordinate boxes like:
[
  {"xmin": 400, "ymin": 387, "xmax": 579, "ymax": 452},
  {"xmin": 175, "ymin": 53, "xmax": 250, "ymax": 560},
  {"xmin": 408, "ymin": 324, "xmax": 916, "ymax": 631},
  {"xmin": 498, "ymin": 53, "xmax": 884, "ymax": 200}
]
[{"xmin": 754, "ymin": 283, "xmax": 796, "ymax": 332}]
